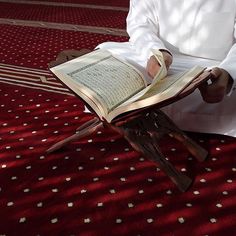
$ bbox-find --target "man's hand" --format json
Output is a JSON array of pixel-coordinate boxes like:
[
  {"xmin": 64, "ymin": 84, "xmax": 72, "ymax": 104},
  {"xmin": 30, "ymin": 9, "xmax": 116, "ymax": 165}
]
[
  {"xmin": 146, "ymin": 51, "xmax": 173, "ymax": 78},
  {"xmin": 198, "ymin": 67, "xmax": 233, "ymax": 103}
]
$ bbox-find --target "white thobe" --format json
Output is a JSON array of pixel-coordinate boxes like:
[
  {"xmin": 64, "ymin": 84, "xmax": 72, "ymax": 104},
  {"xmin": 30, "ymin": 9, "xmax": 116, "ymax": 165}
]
[{"xmin": 96, "ymin": 0, "xmax": 236, "ymax": 137}]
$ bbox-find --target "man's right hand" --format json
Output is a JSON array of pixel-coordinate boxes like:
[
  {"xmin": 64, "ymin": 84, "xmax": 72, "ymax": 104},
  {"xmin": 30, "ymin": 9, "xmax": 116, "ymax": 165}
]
[
  {"xmin": 198, "ymin": 67, "xmax": 233, "ymax": 103},
  {"xmin": 146, "ymin": 51, "xmax": 173, "ymax": 79}
]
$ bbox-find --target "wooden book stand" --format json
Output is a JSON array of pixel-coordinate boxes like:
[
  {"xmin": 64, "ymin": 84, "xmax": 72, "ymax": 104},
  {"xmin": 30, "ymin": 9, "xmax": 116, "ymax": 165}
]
[{"xmin": 47, "ymin": 49, "xmax": 208, "ymax": 192}]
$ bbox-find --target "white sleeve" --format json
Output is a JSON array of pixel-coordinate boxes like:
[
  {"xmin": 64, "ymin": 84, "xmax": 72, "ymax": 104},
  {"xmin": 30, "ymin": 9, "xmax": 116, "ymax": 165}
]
[
  {"xmin": 219, "ymin": 19, "xmax": 236, "ymax": 94},
  {"xmin": 126, "ymin": 0, "xmax": 169, "ymax": 61}
]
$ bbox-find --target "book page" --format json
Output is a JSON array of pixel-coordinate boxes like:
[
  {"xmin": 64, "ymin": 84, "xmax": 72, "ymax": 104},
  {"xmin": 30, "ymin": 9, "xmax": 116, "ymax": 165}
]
[
  {"xmin": 135, "ymin": 66, "xmax": 204, "ymax": 103},
  {"xmin": 119, "ymin": 49, "xmax": 169, "ymax": 106},
  {"xmin": 66, "ymin": 51, "xmax": 146, "ymax": 113},
  {"xmin": 138, "ymin": 71, "xmax": 186, "ymax": 100},
  {"xmin": 119, "ymin": 71, "xmax": 186, "ymax": 106},
  {"xmin": 106, "ymin": 66, "xmax": 204, "ymax": 122},
  {"xmin": 50, "ymin": 50, "xmax": 147, "ymax": 118},
  {"xmin": 150, "ymin": 49, "xmax": 168, "ymax": 86}
]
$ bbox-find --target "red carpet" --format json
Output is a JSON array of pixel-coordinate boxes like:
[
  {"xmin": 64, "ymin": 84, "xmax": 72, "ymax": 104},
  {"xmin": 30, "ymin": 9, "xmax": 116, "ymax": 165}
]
[
  {"xmin": 0, "ymin": 24, "xmax": 128, "ymax": 69},
  {"xmin": 0, "ymin": 2, "xmax": 127, "ymax": 28},
  {"xmin": 0, "ymin": 1, "xmax": 235, "ymax": 235},
  {"xmin": 15, "ymin": 0, "xmax": 130, "ymax": 7}
]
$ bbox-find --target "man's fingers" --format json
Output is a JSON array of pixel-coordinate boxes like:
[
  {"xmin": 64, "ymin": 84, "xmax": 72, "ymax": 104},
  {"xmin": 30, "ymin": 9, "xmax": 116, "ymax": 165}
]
[
  {"xmin": 200, "ymin": 80, "xmax": 226, "ymax": 97},
  {"xmin": 146, "ymin": 56, "xmax": 161, "ymax": 78},
  {"xmin": 210, "ymin": 67, "xmax": 222, "ymax": 79},
  {"xmin": 199, "ymin": 85, "xmax": 224, "ymax": 103},
  {"xmin": 146, "ymin": 51, "xmax": 173, "ymax": 79},
  {"xmin": 162, "ymin": 51, "xmax": 172, "ymax": 70},
  {"xmin": 199, "ymin": 71, "xmax": 228, "ymax": 103}
]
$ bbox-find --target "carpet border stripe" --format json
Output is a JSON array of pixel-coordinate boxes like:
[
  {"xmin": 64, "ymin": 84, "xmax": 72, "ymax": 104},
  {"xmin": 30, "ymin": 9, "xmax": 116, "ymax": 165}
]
[{"xmin": 0, "ymin": 18, "xmax": 128, "ymax": 36}]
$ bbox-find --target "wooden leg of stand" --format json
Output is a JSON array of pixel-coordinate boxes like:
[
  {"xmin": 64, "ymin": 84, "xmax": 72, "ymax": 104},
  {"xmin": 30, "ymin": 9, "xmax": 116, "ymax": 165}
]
[
  {"xmin": 46, "ymin": 118, "xmax": 103, "ymax": 153},
  {"xmin": 123, "ymin": 129, "xmax": 192, "ymax": 192},
  {"xmin": 110, "ymin": 112, "xmax": 194, "ymax": 191},
  {"xmin": 152, "ymin": 110, "xmax": 208, "ymax": 162},
  {"xmin": 169, "ymin": 132, "xmax": 208, "ymax": 162},
  {"xmin": 109, "ymin": 109, "xmax": 208, "ymax": 191}
]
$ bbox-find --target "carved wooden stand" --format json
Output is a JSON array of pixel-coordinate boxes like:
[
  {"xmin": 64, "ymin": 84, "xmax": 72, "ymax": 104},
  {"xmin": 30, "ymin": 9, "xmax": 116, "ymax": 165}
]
[
  {"xmin": 47, "ymin": 108, "xmax": 208, "ymax": 192},
  {"xmin": 108, "ymin": 109, "xmax": 208, "ymax": 192},
  {"xmin": 47, "ymin": 49, "xmax": 208, "ymax": 192}
]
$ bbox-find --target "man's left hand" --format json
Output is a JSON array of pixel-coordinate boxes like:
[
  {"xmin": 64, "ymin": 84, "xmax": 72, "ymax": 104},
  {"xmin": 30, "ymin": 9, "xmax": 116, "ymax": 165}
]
[
  {"xmin": 198, "ymin": 67, "xmax": 233, "ymax": 103},
  {"xmin": 146, "ymin": 51, "xmax": 172, "ymax": 79}
]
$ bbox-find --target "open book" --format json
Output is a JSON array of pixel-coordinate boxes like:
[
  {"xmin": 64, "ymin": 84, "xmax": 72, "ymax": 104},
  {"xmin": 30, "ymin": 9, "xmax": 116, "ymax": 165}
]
[{"xmin": 50, "ymin": 49, "xmax": 208, "ymax": 123}]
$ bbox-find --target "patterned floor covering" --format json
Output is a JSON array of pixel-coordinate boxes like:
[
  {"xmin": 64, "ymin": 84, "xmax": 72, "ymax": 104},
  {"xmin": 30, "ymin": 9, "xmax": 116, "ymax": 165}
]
[
  {"xmin": 0, "ymin": 0, "xmax": 129, "ymax": 7},
  {"xmin": 0, "ymin": 2, "xmax": 127, "ymax": 28},
  {"xmin": 0, "ymin": 24, "xmax": 128, "ymax": 69},
  {"xmin": 0, "ymin": 1, "xmax": 235, "ymax": 236}
]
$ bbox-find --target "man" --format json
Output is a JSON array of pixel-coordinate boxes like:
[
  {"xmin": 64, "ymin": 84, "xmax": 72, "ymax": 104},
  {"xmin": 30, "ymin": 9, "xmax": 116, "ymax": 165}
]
[{"xmin": 97, "ymin": 0, "xmax": 236, "ymax": 137}]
